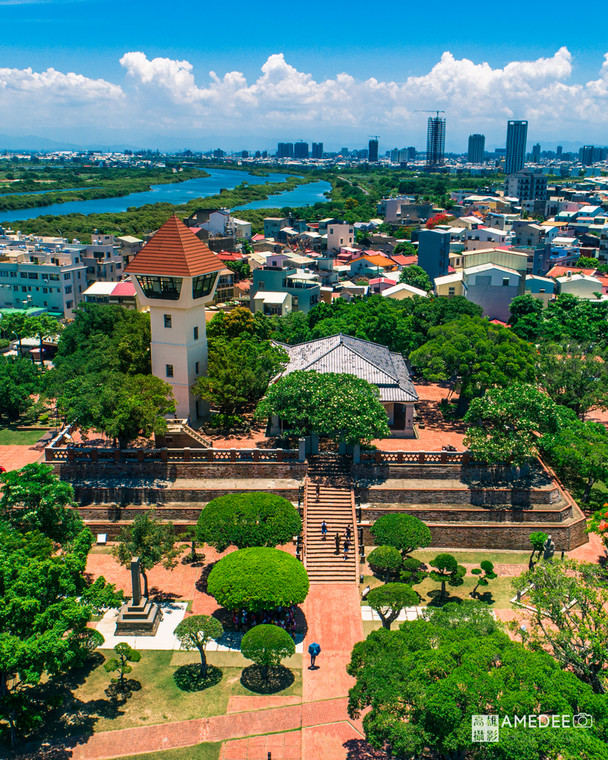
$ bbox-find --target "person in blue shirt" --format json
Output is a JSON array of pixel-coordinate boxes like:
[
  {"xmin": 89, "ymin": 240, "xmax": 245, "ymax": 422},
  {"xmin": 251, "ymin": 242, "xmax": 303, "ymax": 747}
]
[{"xmin": 308, "ymin": 641, "xmax": 321, "ymax": 669}]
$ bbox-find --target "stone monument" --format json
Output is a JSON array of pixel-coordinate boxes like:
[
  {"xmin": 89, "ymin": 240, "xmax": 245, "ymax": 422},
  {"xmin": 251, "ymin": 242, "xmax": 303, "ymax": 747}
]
[
  {"xmin": 115, "ymin": 557, "xmax": 162, "ymax": 636},
  {"xmin": 542, "ymin": 535, "xmax": 555, "ymax": 562}
]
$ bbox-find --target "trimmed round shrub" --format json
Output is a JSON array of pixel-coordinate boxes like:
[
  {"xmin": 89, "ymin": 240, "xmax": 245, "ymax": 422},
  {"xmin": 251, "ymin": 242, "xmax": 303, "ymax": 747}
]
[
  {"xmin": 197, "ymin": 492, "xmax": 302, "ymax": 552},
  {"xmin": 241, "ymin": 623, "xmax": 295, "ymax": 681},
  {"xmin": 207, "ymin": 547, "xmax": 309, "ymax": 613},
  {"xmin": 400, "ymin": 557, "xmax": 428, "ymax": 585},
  {"xmin": 367, "ymin": 545, "xmax": 402, "ymax": 580},
  {"xmin": 370, "ymin": 514, "xmax": 431, "ymax": 557}
]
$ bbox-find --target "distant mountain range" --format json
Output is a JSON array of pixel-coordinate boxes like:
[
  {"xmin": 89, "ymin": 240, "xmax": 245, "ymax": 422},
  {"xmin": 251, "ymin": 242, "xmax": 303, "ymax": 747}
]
[{"xmin": 0, "ymin": 133, "xmax": 146, "ymax": 152}]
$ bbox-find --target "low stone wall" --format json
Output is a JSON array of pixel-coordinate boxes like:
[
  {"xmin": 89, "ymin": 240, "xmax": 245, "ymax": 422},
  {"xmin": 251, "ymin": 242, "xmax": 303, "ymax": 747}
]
[
  {"xmin": 55, "ymin": 460, "xmax": 307, "ymax": 482},
  {"xmin": 356, "ymin": 485, "xmax": 560, "ymax": 506},
  {"xmin": 360, "ymin": 502, "xmax": 572, "ymax": 525}
]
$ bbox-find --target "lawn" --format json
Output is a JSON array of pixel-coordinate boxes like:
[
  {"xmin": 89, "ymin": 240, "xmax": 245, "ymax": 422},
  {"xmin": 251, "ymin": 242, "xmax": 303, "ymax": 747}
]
[
  {"xmin": 411, "ymin": 549, "xmax": 531, "ymax": 565},
  {"xmin": 361, "ymin": 572, "xmax": 517, "ymax": 609},
  {"xmin": 115, "ymin": 744, "xmax": 221, "ymax": 760},
  {"xmin": 42, "ymin": 649, "xmax": 302, "ymax": 737},
  {"xmin": 0, "ymin": 426, "xmax": 44, "ymax": 445}
]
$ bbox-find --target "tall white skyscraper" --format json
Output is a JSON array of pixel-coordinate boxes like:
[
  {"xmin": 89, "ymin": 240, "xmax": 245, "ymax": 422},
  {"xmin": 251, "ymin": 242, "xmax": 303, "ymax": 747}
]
[{"xmin": 505, "ymin": 120, "xmax": 528, "ymax": 174}]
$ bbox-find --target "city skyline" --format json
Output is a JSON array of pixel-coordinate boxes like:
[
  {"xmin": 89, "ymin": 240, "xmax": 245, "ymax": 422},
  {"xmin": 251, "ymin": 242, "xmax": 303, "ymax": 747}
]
[{"xmin": 1, "ymin": 1, "xmax": 608, "ymax": 149}]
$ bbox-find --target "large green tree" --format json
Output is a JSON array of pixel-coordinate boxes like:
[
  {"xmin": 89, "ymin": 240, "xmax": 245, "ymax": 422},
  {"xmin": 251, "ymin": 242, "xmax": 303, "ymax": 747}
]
[
  {"xmin": 241, "ymin": 624, "xmax": 295, "ymax": 682},
  {"xmin": 0, "ymin": 357, "xmax": 41, "ymax": 422},
  {"xmin": 536, "ymin": 342, "xmax": 608, "ymax": 419},
  {"xmin": 347, "ymin": 604, "xmax": 608, "ymax": 760},
  {"xmin": 543, "ymin": 419, "xmax": 608, "ymax": 504},
  {"xmin": 196, "ymin": 493, "xmax": 301, "ymax": 552},
  {"xmin": 410, "ymin": 316, "xmax": 536, "ymax": 412},
  {"xmin": 429, "ymin": 553, "xmax": 466, "ymax": 601},
  {"xmin": 0, "ymin": 525, "xmax": 122, "ymax": 746},
  {"xmin": 513, "ymin": 559, "xmax": 608, "ymax": 694},
  {"xmin": 192, "ymin": 336, "xmax": 287, "ymax": 416},
  {"xmin": 463, "ymin": 382, "xmax": 572, "ymax": 464},
  {"xmin": 256, "ymin": 370, "xmax": 390, "ymax": 445},
  {"xmin": 112, "ymin": 511, "xmax": 180, "ymax": 598},
  {"xmin": 398, "ymin": 265, "xmax": 432, "ymax": 292},
  {"xmin": 207, "ymin": 547, "xmax": 309, "ymax": 613},
  {"xmin": 174, "ymin": 615, "xmax": 224, "ymax": 678},
  {"xmin": 370, "ymin": 514, "xmax": 431, "ymax": 559},
  {"xmin": 366, "ymin": 583, "xmax": 418, "ymax": 629},
  {"xmin": 59, "ymin": 372, "xmax": 174, "ymax": 447},
  {"xmin": 0, "ymin": 463, "xmax": 82, "ymax": 545}
]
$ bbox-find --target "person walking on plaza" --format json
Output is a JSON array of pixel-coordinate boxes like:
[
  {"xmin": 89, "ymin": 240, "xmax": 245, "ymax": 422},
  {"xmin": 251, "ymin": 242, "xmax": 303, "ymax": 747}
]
[
  {"xmin": 308, "ymin": 641, "xmax": 321, "ymax": 669},
  {"xmin": 334, "ymin": 531, "xmax": 341, "ymax": 555},
  {"xmin": 321, "ymin": 520, "xmax": 328, "ymax": 540}
]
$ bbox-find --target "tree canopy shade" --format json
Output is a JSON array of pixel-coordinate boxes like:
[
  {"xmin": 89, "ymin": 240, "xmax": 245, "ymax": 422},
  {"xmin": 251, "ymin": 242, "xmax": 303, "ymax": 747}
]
[
  {"xmin": 112, "ymin": 511, "xmax": 180, "ymax": 598},
  {"xmin": 0, "ymin": 357, "xmax": 41, "ymax": 422},
  {"xmin": 191, "ymin": 337, "xmax": 287, "ymax": 416},
  {"xmin": 347, "ymin": 604, "xmax": 608, "ymax": 760},
  {"xmin": 463, "ymin": 382, "xmax": 573, "ymax": 464},
  {"xmin": 267, "ymin": 294, "xmax": 482, "ymax": 356},
  {"xmin": 366, "ymin": 583, "xmax": 418, "ymax": 629},
  {"xmin": 196, "ymin": 493, "xmax": 301, "ymax": 552},
  {"xmin": 366, "ymin": 545, "xmax": 403, "ymax": 580},
  {"xmin": 370, "ymin": 514, "xmax": 431, "ymax": 558},
  {"xmin": 0, "ymin": 463, "xmax": 83, "ymax": 545},
  {"xmin": 240, "ymin": 624, "xmax": 295, "ymax": 681},
  {"xmin": 0, "ymin": 525, "xmax": 122, "ymax": 746},
  {"xmin": 207, "ymin": 547, "xmax": 309, "ymax": 613},
  {"xmin": 536, "ymin": 342, "xmax": 608, "ymax": 419},
  {"xmin": 398, "ymin": 265, "xmax": 432, "ymax": 292},
  {"xmin": 410, "ymin": 316, "xmax": 536, "ymax": 412},
  {"xmin": 174, "ymin": 615, "xmax": 223, "ymax": 678},
  {"xmin": 58, "ymin": 372, "xmax": 175, "ymax": 448},
  {"xmin": 543, "ymin": 418, "xmax": 608, "ymax": 504},
  {"xmin": 50, "ymin": 303, "xmax": 151, "ymax": 382},
  {"xmin": 256, "ymin": 370, "xmax": 390, "ymax": 445},
  {"xmin": 513, "ymin": 559, "xmax": 608, "ymax": 694},
  {"xmin": 509, "ymin": 292, "xmax": 608, "ymax": 347},
  {"xmin": 429, "ymin": 553, "xmax": 466, "ymax": 600}
]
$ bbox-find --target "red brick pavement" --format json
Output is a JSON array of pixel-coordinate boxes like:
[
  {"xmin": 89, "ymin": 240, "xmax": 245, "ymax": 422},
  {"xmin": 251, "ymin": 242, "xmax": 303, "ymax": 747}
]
[{"xmin": 0, "ymin": 445, "xmax": 42, "ymax": 471}]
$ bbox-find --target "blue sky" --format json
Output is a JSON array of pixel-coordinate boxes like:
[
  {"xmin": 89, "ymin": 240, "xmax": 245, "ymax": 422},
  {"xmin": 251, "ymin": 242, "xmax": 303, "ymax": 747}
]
[{"xmin": 1, "ymin": 0, "xmax": 608, "ymax": 150}]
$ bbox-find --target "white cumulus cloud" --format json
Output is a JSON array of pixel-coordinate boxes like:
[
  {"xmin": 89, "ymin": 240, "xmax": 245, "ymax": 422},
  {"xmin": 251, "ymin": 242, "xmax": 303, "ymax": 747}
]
[{"xmin": 1, "ymin": 48, "xmax": 608, "ymax": 144}]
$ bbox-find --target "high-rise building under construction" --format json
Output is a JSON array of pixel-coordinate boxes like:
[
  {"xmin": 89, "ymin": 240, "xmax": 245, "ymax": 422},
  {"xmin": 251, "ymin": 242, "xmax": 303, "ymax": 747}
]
[{"xmin": 426, "ymin": 116, "xmax": 446, "ymax": 167}]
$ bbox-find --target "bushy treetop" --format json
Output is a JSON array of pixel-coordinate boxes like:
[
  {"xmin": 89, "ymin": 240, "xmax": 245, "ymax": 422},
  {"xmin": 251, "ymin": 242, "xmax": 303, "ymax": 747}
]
[
  {"xmin": 207, "ymin": 547, "xmax": 309, "ymax": 613},
  {"xmin": 196, "ymin": 492, "xmax": 301, "ymax": 552},
  {"xmin": 370, "ymin": 514, "xmax": 431, "ymax": 557}
]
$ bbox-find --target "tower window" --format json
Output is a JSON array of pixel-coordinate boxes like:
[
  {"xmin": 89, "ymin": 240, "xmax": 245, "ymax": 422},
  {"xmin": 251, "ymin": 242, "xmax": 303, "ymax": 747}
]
[
  {"xmin": 195, "ymin": 361, "xmax": 200, "ymax": 374},
  {"xmin": 164, "ymin": 314, "xmax": 172, "ymax": 328},
  {"xmin": 192, "ymin": 272, "xmax": 218, "ymax": 299},
  {"xmin": 193, "ymin": 325, "xmax": 199, "ymax": 340},
  {"xmin": 166, "ymin": 364, "xmax": 174, "ymax": 378}
]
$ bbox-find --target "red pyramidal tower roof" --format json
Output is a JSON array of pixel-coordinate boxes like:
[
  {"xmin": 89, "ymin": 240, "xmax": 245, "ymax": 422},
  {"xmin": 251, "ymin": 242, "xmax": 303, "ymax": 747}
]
[{"xmin": 125, "ymin": 215, "xmax": 222, "ymax": 277}]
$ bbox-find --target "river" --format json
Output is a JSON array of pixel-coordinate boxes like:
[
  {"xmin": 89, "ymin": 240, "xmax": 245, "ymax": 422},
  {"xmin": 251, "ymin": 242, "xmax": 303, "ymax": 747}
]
[{"xmin": 0, "ymin": 168, "xmax": 331, "ymax": 223}]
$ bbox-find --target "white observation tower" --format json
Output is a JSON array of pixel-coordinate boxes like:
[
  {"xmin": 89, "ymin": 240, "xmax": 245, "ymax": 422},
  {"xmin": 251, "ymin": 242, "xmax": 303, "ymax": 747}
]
[{"xmin": 125, "ymin": 215, "xmax": 223, "ymax": 421}]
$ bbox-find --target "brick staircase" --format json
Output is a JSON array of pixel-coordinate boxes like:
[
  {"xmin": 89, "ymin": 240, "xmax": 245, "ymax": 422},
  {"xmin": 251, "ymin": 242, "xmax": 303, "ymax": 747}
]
[{"xmin": 303, "ymin": 454, "xmax": 358, "ymax": 584}]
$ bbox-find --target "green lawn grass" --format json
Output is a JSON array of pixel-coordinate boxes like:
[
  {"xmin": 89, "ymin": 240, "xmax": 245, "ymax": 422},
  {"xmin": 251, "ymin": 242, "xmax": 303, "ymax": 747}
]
[
  {"xmin": 361, "ymin": 572, "xmax": 517, "ymax": 609},
  {"xmin": 410, "ymin": 549, "xmax": 531, "ymax": 565},
  {"xmin": 52, "ymin": 649, "xmax": 302, "ymax": 736},
  {"xmin": 114, "ymin": 744, "xmax": 221, "ymax": 760},
  {"xmin": 0, "ymin": 427, "xmax": 44, "ymax": 445}
]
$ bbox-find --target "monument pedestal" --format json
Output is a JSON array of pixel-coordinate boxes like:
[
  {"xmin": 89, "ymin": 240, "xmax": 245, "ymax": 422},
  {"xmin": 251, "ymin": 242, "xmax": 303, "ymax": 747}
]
[
  {"xmin": 114, "ymin": 557, "xmax": 161, "ymax": 636},
  {"xmin": 115, "ymin": 596, "xmax": 162, "ymax": 636}
]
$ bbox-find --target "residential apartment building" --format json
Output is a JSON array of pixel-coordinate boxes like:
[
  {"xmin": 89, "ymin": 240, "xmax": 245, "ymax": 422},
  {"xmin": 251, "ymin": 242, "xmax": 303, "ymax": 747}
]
[
  {"xmin": 505, "ymin": 120, "xmax": 528, "ymax": 174},
  {"xmin": 504, "ymin": 170, "xmax": 547, "ymax": 203},
  {"xmin": 250, "ymin": 260, "xmax": 321, "ymax": 314},
  {"xmin": 417, "ymin": 229, "xmax": 451, "ymax": 283},
  {"xmin": 0, "ymin": 245, "xmax": 87, "ymax": 316}
]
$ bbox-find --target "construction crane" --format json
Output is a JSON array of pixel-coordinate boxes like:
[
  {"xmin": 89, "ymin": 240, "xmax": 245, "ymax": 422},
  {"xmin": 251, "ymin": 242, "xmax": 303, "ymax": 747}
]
[{"xmin": 414, "ymin": 110, "xmax": 445, "ymax": 119}]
